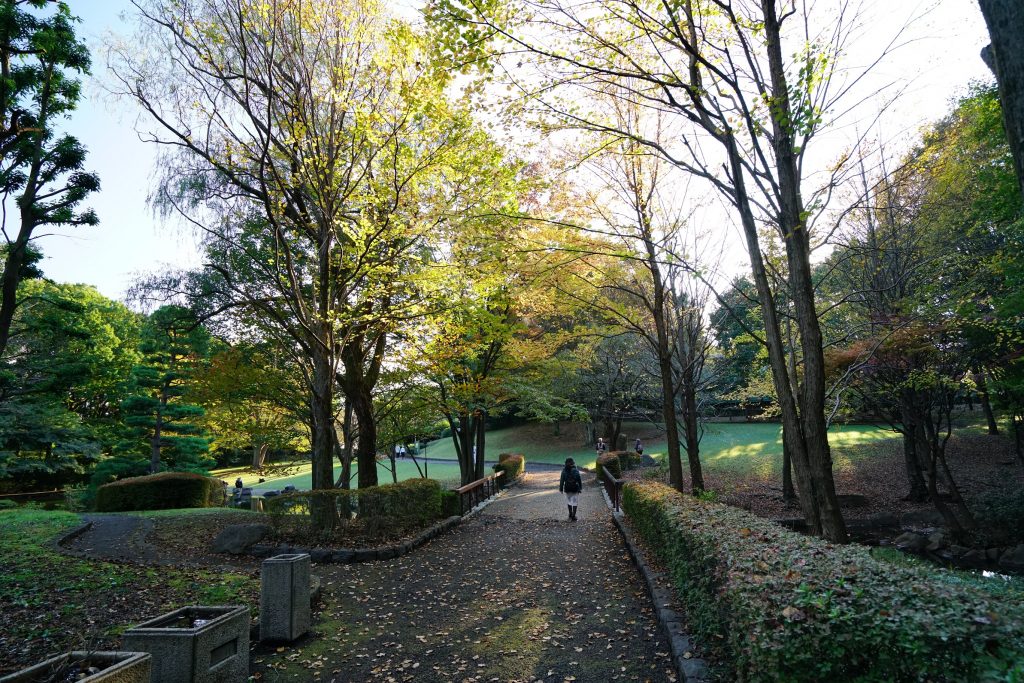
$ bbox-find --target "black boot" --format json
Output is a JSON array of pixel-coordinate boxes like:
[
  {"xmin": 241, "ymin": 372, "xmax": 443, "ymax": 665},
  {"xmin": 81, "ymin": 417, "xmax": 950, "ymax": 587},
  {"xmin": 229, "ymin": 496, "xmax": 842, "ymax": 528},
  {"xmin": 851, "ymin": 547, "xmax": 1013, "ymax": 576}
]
[
  {"xmin": 571, "ymin": 505, "xmax": 578, "ymax": 521},
  {"xmin": 567, "ymin": 505, "xmax": 573, "ymax": 520}
]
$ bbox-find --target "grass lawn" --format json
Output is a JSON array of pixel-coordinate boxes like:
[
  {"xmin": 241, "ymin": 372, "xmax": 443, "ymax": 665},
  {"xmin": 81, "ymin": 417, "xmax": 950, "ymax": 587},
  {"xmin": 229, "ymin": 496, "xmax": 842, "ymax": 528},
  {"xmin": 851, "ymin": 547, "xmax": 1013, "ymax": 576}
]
[
  {"xmin": 419, "ymin": 421, "xmax": 900, "ymax": 474},
  {"xmin": 216, "ymin": 422, "xmax": 900, "ymax": 489},
  {"xmin": 223, "ymin": 458, "xmax": 465, "ymax": 492},
  {"xmin": 0, "ymin": 507, "xmax": 257, "ymax": 675}
]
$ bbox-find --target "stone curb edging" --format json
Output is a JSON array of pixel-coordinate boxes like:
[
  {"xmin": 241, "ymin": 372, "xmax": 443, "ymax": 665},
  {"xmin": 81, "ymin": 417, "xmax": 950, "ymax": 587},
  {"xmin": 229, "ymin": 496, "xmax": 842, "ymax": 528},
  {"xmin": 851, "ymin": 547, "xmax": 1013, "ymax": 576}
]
[
  {"xmin": 51, "ymin": 519, "xmax": 94, "ymax": 554},
  {"xmin": 600, "ymin": 486, "xmax": 711, "ymax": 683},
  {"xmin": 246, "ymin": 478, "xmax": 520, "ymax": 565}
]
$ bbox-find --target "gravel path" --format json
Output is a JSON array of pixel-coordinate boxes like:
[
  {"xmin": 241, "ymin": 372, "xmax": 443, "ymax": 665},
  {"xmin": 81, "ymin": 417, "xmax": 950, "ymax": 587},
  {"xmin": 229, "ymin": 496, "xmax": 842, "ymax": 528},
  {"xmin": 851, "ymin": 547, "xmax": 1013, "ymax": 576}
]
[
  {"xmin": 254, "ymin": 472, "xmax": 675, "ymax": 682},
  {"xmin": 64, "ymin": 514, "xmax": 161, "ymax": 563}
]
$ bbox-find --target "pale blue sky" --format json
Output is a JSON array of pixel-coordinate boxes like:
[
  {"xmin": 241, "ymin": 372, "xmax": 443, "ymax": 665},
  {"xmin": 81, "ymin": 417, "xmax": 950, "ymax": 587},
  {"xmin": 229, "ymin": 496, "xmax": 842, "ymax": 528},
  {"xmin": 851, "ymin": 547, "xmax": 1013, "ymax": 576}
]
[{"xmin": 39, "ymin": 0, "xmax": 993, "ymax": 303}]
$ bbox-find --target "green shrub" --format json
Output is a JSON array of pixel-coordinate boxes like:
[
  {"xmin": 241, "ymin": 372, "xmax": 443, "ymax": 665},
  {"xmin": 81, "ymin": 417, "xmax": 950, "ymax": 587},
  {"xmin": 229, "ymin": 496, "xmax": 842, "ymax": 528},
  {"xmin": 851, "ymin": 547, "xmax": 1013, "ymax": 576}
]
[
  {"xmin": 493, "ymin": 454, "xmax": 525, "ymax": 484},
  {"xmin": 268, "ymin": 479, "xmax": 445, "ymax": 536},
  {"xmin": 96, "ymin": 472, "xmax": 222, "ymax": 512},
  {"xmin": 358, "ymin": 478, "xmax": 442, "ymax": 528},
  {"xmin": 622, "ymin": 481, "xmax": 1024, "ymax": 682},
  {"xmin": 266, "ymin": 488, "xmax": 353, "ymax": 523},
  {"xmin": 596, "ymin": 452, "xmax": 622, "ymax": 482},
  {"xmin": 441, "ymin": 489, "xmax": 461, "ymax": 517},
  {"xmin": 0, "ymin": 499, "xmax": 17, "ymax": 510},
  {"xmin": 64, "ymin": 485, "xmax": 90, "ymax": 512},
  {"xmin": 618, "ymin": 450, "xmax": 642, "ymax": 470}
]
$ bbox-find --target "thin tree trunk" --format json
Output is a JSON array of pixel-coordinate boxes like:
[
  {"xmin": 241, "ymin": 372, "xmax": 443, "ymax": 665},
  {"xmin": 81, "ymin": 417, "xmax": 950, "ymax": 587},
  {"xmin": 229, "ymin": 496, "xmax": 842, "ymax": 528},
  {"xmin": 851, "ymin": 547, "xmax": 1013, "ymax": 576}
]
[{"xmin": 761, "ymin": 0, "xmax": 847, "ymax": 542}]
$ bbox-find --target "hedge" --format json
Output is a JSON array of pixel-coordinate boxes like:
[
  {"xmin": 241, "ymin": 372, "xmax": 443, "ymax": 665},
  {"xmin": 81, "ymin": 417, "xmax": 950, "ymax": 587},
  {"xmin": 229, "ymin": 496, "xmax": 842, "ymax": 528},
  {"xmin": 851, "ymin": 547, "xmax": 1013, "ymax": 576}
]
[
  {"xmin": 596, "ymin": 452, "xmax": 622, "ymax": 482},
  {"xmin": 267, "ymin": 478, "xmax": 445, "ymax": 535},
  {"xmin": 622, "ymin": 481, "xmax": 1024, "ymax": 682},
  {"xmin": 441, "ymin": 489, "xmax": 461, "ymax": 517},
  {"xmin": 96, "ymin": 472, "xmax": 223, "ymax": 512},
  {"xmin": 493, "ymin": 454, "xmax": 525, "ymax": 484}
]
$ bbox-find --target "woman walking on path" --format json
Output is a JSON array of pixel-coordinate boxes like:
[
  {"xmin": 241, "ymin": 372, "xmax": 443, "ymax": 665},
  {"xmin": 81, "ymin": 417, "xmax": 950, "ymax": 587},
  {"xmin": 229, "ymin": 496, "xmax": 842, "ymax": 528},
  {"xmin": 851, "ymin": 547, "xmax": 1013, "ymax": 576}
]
[{"xmin": 559, "ymin": 457, "xmax": 583, "ymax": 521}]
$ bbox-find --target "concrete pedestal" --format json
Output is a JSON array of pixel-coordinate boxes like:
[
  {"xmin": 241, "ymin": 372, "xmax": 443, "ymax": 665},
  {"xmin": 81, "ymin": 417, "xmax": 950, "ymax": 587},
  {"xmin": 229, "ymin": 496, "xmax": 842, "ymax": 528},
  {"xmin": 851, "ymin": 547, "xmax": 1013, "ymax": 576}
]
[
  {"xmin": 122, "ymin": 605, "xmax": 249, "ymax": 683},
  {"xmin": 260, "ymin": 553, "xmax": 311, "ymax": 643},
  {"xmin": 0, "ymin": 651, "xmax": 151, "ymax": 683}
]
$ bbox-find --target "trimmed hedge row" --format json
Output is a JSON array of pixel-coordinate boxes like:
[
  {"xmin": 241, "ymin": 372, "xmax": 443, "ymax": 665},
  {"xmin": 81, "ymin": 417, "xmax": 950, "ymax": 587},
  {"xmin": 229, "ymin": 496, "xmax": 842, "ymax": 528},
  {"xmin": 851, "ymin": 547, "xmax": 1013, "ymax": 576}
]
[
  {"xmin": 267, "ymin": 478, "xmax": 445, "ymax": 534},
  {"xmin": 596, "ymin": 452, "xmax": 623, "ymax": 482},
  {"xmin": 622, "ymin": 481, "xmax": 1024, "ymax": 682},
  {"xmin": 96, "ymin": 472, "xmax": 224, "ymax": 512},
  {"xmin": 493, "ymin": 454, "xmax": 525, "ymax": 483}
]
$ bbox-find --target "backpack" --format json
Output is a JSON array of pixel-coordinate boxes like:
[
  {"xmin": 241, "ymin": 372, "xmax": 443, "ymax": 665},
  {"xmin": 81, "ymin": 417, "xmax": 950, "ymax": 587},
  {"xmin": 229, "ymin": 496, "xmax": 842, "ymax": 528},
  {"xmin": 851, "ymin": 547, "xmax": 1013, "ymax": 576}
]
[{"xmin": 564, "ymin": 468, "xmax": 582, "ymax": 493}]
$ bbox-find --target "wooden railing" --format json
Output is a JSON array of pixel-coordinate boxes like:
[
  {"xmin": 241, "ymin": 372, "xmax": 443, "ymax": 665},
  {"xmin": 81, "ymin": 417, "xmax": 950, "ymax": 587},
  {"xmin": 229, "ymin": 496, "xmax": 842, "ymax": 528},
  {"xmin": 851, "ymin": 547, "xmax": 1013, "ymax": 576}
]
[
  {"xmin": 601, "ymin": 466, "xmax": 624, "ymax": 512},
  {"xmin": 0, "ymin": 489, "xmax": 64, "ymax": 503},
  {"xmin": 453, "ymin": 470, "xmax": 505, "ymax": 515}
]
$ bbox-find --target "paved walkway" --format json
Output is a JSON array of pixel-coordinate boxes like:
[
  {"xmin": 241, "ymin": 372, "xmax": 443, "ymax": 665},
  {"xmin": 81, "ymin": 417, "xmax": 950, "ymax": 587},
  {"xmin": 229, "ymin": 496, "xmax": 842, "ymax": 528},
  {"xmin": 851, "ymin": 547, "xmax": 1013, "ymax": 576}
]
[{"xmin": 254, "ymin": 472, "xmax": 675, "ymax": 682}]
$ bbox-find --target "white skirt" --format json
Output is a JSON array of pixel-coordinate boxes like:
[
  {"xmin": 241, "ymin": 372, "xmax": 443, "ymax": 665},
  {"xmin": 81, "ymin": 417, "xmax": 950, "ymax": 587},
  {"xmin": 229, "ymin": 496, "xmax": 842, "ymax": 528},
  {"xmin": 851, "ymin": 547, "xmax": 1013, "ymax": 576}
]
[{"xmin": 564, "ymin": 492, "xmax": 579, "ymax": 505}]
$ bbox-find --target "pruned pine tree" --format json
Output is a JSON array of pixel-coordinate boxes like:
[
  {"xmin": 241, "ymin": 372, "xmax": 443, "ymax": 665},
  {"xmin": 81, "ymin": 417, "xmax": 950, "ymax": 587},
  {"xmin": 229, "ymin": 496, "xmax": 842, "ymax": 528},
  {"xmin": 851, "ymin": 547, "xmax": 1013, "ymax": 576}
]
[{"xmin": 121, "ymin": 306, "xmax": 211, "ymax": 474}]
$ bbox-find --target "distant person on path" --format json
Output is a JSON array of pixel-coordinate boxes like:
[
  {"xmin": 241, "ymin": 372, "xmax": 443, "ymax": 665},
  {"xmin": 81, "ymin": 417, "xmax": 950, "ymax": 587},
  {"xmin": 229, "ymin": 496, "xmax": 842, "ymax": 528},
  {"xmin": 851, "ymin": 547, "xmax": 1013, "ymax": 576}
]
[
  {"xmin": 595, "ymin": 437, "xmax": 607, "ymax": 458},
  {"xmin": 234, "ymin": 477, "xmax": 243, "ymax": 490},
  {"xmin": 559, "ymin": 457, "xmax": 583, "ymax": 521},
  {"xmin": 635, "ymin": 438, "xmax": 643, "ymax": 455}
]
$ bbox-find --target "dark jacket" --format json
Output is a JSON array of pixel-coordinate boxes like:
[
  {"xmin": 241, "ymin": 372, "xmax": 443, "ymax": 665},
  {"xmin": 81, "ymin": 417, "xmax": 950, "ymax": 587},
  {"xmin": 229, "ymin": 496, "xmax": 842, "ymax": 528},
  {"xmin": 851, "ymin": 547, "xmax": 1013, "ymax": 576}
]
[{"xmin": 560, "ymin": 466, "xmax": 582, "ymax": 493}]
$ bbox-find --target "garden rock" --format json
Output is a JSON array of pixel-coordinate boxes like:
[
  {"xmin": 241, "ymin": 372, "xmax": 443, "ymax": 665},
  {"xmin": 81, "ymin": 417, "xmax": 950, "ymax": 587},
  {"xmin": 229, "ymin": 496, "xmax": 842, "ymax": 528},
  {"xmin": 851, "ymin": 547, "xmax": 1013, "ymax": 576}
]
[
  {"xmin": 640, "ymin": 454, "xmax": 658, "ymax": 467},
  {"xmin": 212, "ymin": 523, "xmax": 271, "ymax": 554},
  {"xmin": 331, "ymin": 549, "xmax": 355, "ymax": 564},
  {"xmin": 998, "ymin": 543, "xmax": 1024, "ymax": 572},
  {"xmin": 309, "ymin": 548, "xmax": 332, "ymax": 563},
  {"xmin": 926, "ymin": 530, "xmax": 949, "ymax": 551},
  {"xmin": 894, "ymin": 532, "xmax": 927, "ymax": 552},
  {"xmin": 961, "ymin": 548, "xmax": 988, "ymax": 567},
  {"xmin": 900, "ymin": 509, "xmax": 944, "ymax": 528}
]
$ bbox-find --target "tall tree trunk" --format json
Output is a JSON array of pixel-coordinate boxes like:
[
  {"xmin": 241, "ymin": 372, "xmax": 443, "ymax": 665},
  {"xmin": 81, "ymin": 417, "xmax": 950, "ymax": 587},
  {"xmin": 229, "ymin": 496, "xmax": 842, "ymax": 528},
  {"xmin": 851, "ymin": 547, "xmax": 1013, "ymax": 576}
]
[
  {"xmin": 900, "ymin": 427, "xmax": 928, "ymax": 502},
  {"xmin": 348, "ymin": 384, "xmax": 378, "ymax": 489},
  {"xmin": 252, "ymin": 443, "xmax": 268, "ymax": 470},
  {"xmin": 760, "ymin": 0, "xmax": 847, "ymax": 542},
  {"xmin": 0, "ymin": 232, "xmax": 29, "ymax": 359},
  {"xmin": 783, "ymin": 321, "xmax": 798, "ymax": 502},
  {"xmin": 474, "ymin": 410, "xmax": 487, "ymax": 481},
  {"xmin": 150, "ymin": 400, "xmax": 163, "ymax": 474},
  {"xmin": 979, "ymin": 0, "xmax": 1024, "ymax": 200},
  {"xmin": 309, "ymin": 344, "xmax": 337, "ymax": 531},
  {"xmin": 681, "ymin": 369, "xmax": 704, "ymax": 494},
  {"xmin": 337, "ymin": 402, "xmax": 354, "ymax": 490},
  {"xmin": 781, "ymin": 430, "xmax": 796, "ymax": 502},
  {"xmin": 973, "ymin": 368, "xmax": 1000, "ymax": 434},
  {"xmin": 449, "ymin": 413, "xmax": 476, "ymax": 485}
]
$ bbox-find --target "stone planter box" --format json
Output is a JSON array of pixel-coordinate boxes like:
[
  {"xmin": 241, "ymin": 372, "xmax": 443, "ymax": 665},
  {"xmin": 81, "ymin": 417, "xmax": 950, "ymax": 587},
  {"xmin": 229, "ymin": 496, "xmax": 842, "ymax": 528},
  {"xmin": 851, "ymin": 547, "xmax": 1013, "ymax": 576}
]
[
  {"xmin": 0, "ymin": 651, "xmax": 151, "ymax": 683},
  {"xmin": 122, "ymin": 605, "xmax": 249, "ymax": 683}
]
